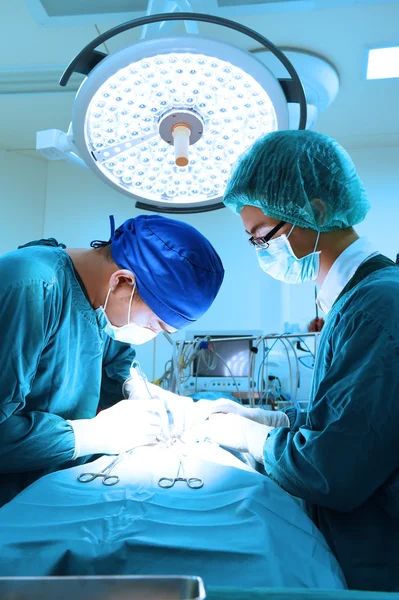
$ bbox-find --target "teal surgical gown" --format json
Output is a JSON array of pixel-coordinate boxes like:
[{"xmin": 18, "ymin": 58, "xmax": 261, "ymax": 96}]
[
  {"xmin": 264, "ymin": 255, "xmax": 399, "ymax": 591},
  {"xmin": 0, "ymin": 241, "xmax": 136, "ymax": 507}
]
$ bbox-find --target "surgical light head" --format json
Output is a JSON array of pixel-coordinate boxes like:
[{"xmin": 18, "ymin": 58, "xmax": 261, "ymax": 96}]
[{"xmin": 37, "ymin": 11, "xmax": 311, "ymax": 213}]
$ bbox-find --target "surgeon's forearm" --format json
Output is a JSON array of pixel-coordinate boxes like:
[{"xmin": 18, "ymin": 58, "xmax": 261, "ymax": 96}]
[{"xmin": 0, "ymin": 412, "xmax": 75, "ymax": 472}]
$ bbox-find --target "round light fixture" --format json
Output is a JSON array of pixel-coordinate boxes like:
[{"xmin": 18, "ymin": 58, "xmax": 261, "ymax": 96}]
[
  {"xmin": 72, "ymin": 36, "xmax": 289, "ymax": 211},
  {"xmin": 42, "ymin": 12, "xmax": 307, "ymax": 213}
]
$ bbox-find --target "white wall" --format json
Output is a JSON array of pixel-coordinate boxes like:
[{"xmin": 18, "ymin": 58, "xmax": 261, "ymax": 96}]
[
  {"xmin": 354, "ymin": 146, "xmax": 399, "ymax": 259},
  {"xmin": 0, "ymin": 151, "xmax": 47, "ymax": 256}
]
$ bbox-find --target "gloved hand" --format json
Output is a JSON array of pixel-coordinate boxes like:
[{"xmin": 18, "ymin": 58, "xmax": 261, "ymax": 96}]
[
  {"xmin": 162, "ymin": 394, "xmax": 194, "ymax": 438},
  {"xmin": 123, "ymin": 361, "xmax": 154, "ymax": 400},
  {"xmin": 123, "ymin": 363, "xmax": 194, "ymax": 437},
  {"xmin": 202, "ymin": 413, "xmax": 273, "ymax": 463},
  {"xmin": 130, "ymin": 380, "xmax": 194, "ymax": 438},
  {"xmin": 68, "ymin": 399, "xmax": 169, "ymax": 459},
  {"xmin": 192, "ymin": 398, "xmax": 290, "ymax": 428}
]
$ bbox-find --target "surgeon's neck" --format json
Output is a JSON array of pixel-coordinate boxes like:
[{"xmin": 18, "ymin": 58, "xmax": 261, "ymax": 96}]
[
  {"xmin": 66, "ymin": 249, "xmax": 116, "ymax": 309},
  {"xmin": 316, "ymin": 228, "xmax": 359, "ymax": 286}
]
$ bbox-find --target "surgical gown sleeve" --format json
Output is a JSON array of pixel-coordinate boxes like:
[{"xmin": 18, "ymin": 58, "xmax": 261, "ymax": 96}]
[
  {"xmin": 99, "ymin": 337, "xmax": 136, "ymax": 409},
  {"xmin": 264, "ymin": 309, "xmax": 399, "ymax": 512},
  {"xmin": 0, "ymin": 281, "xmax": 75, "ymax": 473},
  {"xmin": 283, "ymin": 406, "xmax": 307, "ymax": 429}
]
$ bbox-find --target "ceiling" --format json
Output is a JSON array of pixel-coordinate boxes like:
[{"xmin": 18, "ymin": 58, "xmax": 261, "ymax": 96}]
[{"xmin": 0, "ymin": 0, "xmax": 398, "ymax": 153}]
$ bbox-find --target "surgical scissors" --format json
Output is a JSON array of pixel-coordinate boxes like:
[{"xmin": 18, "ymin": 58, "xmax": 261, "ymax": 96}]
[{"xmin": 158, "ymin": 458, "xmax": 204, "ymax": 489}]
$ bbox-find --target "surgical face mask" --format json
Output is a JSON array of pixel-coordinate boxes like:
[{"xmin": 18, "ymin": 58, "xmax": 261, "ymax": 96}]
[
  {"xmin": 98, "ymin": 286, "xmax": 157, "ymax": 345},
  {"xmin": 256, "ymin": 226, "xmax": 320, "ymax": 284}
]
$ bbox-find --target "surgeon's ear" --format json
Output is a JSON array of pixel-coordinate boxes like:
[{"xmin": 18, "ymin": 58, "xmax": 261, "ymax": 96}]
[
  {"xmin": 109, "ymin": 269, "xmax": 136, "ymax": 292},
  {"xmin": 310, "ymin": 198, "xmax": 327, "ymax": 228}
]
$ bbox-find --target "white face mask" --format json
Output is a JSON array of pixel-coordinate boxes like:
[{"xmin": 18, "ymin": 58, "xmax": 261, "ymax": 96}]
[
  {"xmin": 256, "ymin": 226, "xmax": 321, "ymax": 285},
  {"xmin": 98, "ymin": 285, "xmax": 157, "ymax": 346}
]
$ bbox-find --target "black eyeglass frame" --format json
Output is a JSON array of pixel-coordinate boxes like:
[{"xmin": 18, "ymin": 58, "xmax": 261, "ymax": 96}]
[{"xmin": 248, "ymin": 221, "xmax": 286, "ymax": 248}]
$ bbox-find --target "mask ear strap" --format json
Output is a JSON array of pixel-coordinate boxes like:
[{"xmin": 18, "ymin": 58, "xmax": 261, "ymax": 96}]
[
  {"xmin": 128, "ymin": 284, "xmax": 136, "ymax": 325},
  {"xmin": 103, "ymin": 288, "xmax": 112, "ymax": 311},
  {"xmin": 313, "ymin": 231, "xmax": 321, "ymax": 252},
  {"xmin": 287, "ymin": 224, "xmax": 295, "ymax": 239}
]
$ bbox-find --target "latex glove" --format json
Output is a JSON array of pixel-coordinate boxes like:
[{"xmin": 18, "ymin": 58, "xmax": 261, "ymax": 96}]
[
  {"xmin": 193, "ymin": 399, "xmax": 290, "ymax": 428},
  {"xmin": 202, "ymin": 413, "xmax": 272, "ymax": 464},
  {"xmin": 162, "ymin": 394, "xmax": 195, "ymax": 438},
  {"xmin": 123, "ymin": 361, "xmax": 154, "ymax": 400},
  {"xmin": 130, "ymin": 380, "xmax": 194, "ymax": 437},
  {"xmin": 68, "ymin": 399, "xmax": 169, "ymax": 459},
  {"xmin": 123, "ymin": 364, "xmax": 194, "ymax": 437}
]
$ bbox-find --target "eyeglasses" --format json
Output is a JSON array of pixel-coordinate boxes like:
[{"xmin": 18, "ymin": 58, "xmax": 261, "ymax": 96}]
[{"xmin": 248, "ymin": 221, "xmax": 286, "ymax": 248}]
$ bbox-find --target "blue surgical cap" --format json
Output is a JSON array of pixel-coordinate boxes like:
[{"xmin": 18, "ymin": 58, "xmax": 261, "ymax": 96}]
[
  {"xmin": 224, "ymin": 130, "xmax": 370, "ymax": 232},
  {"xmin": 110, "ymin": 215, "xmax": 224, "ymax": 329}
]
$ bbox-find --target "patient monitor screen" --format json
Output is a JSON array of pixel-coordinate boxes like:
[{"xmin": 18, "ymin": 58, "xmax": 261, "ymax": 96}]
[{"xmin": 193, "ymin": 337, "xmax": 251, "ymax": 378}]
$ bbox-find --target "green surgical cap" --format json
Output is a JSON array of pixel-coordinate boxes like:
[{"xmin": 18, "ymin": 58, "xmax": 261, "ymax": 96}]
[{"xmin": 224, "ymin": 130, "xmax": 369, "ymax": 232}]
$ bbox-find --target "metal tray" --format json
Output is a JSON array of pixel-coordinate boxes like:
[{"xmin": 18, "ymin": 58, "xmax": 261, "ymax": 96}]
[{"xmin": 0, "ymin": 575, "xmax": 206, "ymax": 599}]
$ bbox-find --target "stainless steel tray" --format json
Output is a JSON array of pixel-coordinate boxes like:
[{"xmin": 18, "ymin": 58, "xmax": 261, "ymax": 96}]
[{"xmin": 0, "ymin": 575, "xmax": 206, "ymax": 599}]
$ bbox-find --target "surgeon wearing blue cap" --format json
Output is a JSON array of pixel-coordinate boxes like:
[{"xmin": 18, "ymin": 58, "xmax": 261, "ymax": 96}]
[
  {"xmin": 199, "ymin": 130, "xmax": 399, "ymax": 591},
  {"xmin": 0, "ymin": 215, "xmax": 224, "ymax": 507}
]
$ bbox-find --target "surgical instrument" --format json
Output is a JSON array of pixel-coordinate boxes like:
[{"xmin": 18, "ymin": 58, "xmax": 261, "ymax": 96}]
[
  {"xmin": 158, "ymin": 458, "xmax": 204, "ymax": 489},
  {"xmin": 78, "ymin": 441, "xmax": 158, "ymax": 486},
  {"xmin": 77, "ymin": 452, "xmax": 124, "ymax": 486}
]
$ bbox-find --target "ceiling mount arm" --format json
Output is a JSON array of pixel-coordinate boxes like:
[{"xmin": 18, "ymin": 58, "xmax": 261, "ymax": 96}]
[{"xmin": 59, "ymin": 11, "xmax": 307, "ymax": 129}]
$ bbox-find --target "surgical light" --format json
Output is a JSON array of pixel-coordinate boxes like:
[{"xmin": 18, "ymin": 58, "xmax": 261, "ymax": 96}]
[{"xmin": 38, "ymin": 12, "xmax": 307, "ymax": 213}]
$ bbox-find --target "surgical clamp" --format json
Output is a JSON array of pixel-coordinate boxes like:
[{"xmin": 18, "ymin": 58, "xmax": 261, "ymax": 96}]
[
  {"xmin": 158, "ymin": 458, "xmax": 204, "ymax": 490},
  {"xmin": 78, "ymin": 442, "xmax": 158, "ymax": 486}
]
